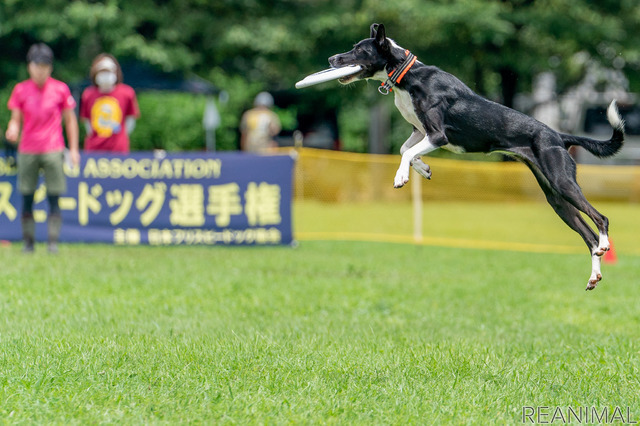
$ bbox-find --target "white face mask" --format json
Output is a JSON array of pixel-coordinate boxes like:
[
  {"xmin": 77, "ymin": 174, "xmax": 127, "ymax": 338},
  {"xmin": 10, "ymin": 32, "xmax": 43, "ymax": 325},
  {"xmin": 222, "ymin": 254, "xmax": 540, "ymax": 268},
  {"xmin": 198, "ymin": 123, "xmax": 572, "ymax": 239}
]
[{"xmin": 95, "ymin": 71, "xmax": 117, "ymax": 91}]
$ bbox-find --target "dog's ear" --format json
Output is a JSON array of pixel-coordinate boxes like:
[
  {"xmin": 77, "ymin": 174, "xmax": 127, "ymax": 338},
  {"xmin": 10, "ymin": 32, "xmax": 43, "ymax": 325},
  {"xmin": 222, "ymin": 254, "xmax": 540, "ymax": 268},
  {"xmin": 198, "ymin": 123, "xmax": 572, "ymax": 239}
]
[
  {"xmin": 375, "ymin": 23, "xmax": 387, "ymax": 47},
  {"xmin": 370, "ymin": 23, "xmax": 379, "ymax": 38}
]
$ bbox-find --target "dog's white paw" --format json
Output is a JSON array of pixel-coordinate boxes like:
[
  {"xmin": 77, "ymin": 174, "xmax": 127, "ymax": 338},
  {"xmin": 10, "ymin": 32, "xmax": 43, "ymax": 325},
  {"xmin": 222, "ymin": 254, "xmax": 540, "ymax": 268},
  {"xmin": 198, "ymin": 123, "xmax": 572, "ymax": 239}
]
[
  {"xmin": 412, "ymin": 159, "xmax": 432, "ymax": 180},
  {"xmin": 587, "ymin": 254, "xmax": 603, "ymax": 291},
  {"xmin": 394, "ymin": 169, "xmax": 410, "ymax": 188},
  {"xmin": 594, "ymin": 233, "xmax": 610, "ymax": 256},
  {"xmin": 586, "ymin": 273, "xmax": 602, "ymax": 291},
  {"xmin": 593, "ymin": 243, "xmax": 610, "ymax": 257}
]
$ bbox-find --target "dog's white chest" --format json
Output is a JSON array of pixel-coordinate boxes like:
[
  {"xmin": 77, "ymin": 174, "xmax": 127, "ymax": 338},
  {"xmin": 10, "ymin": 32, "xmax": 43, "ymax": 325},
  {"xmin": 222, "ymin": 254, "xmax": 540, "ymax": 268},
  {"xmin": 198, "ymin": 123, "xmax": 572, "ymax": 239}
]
[{"xmin": 393, "ymin": 89, "xmax": 425, "ymax": 134}]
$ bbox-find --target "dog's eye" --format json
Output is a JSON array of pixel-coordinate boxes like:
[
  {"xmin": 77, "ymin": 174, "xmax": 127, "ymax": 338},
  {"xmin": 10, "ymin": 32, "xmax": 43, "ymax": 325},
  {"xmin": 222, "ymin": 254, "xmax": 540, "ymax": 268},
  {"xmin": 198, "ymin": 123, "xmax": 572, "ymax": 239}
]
[{"xmin": 355, "ymin": 46, "xmax": 363, "ymax": 53}]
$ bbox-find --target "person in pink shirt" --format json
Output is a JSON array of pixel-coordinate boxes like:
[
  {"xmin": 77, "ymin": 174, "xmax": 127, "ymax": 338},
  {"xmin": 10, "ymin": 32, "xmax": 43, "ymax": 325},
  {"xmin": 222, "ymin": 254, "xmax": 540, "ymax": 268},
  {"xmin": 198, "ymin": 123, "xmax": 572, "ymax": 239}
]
[
  {"xmin": 5, "ymin": 43, "xmax": 80, "ymax": 253},
  {"xmin": 80, "ymin": 54, "xmax": 140, "ymax": 153}
]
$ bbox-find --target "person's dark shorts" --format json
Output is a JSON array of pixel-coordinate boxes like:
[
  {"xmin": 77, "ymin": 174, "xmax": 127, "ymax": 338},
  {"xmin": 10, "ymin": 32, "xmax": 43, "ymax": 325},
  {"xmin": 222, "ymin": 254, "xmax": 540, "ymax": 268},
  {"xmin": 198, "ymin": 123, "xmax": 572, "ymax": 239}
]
[{"xmin": 17, "ymin": 151, "xmax": 67, "ymax": 195}]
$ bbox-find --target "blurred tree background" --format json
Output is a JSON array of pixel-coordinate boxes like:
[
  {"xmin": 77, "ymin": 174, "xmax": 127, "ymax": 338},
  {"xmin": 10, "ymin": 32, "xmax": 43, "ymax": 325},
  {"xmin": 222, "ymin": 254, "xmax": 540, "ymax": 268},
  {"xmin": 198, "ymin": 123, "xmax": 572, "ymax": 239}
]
[{"xmin": 1, "ymin": 0, "xmax": 639, "ymax": 152}]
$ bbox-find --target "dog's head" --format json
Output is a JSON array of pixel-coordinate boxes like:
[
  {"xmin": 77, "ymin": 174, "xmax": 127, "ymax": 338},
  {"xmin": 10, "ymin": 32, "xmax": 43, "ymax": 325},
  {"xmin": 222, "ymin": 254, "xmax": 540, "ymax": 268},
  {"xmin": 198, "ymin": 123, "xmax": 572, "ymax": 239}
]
[{"xmin": 328, "ymin": 23, "xmax": 401, "ymax": 85}]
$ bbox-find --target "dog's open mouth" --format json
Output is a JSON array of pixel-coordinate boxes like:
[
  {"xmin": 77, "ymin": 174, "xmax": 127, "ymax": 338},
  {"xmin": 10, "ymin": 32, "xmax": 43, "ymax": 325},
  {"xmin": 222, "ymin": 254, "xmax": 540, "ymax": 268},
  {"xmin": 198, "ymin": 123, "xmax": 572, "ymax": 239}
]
[{"xmin": 338, "ymin": 70, "xmax": 363, "ymax": 84}]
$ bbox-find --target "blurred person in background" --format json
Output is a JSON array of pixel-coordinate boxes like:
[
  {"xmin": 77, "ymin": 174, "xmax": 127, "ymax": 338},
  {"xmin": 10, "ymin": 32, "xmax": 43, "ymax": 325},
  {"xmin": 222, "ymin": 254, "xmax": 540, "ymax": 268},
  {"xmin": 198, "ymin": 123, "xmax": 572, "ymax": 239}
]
[
  {"xmin": 5, "ymin": 43, "xmax": 80, "ymax": 253},
  {"xmin": 240, "ymin": 91, "xmax": 281, "ymax": 153},
  {"xmin": 80, "ymin": 53, "xmax": 139, "ymax": 153}
]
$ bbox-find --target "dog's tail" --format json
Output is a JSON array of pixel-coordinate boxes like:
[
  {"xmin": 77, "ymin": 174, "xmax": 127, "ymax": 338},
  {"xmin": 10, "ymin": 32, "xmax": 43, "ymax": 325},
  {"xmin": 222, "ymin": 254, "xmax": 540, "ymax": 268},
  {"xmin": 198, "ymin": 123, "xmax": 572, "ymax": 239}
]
[{"xmin": 561, "ymin": 100, "xmax": 625, "ymax": 158}]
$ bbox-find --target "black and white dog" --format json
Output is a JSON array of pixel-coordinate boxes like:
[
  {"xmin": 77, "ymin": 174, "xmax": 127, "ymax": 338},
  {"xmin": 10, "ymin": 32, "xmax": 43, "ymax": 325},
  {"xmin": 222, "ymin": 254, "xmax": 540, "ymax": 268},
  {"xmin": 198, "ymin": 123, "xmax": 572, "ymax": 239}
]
[{"xmin": 329, "ymin": 23, "xmax": 625, "ymax": 290}]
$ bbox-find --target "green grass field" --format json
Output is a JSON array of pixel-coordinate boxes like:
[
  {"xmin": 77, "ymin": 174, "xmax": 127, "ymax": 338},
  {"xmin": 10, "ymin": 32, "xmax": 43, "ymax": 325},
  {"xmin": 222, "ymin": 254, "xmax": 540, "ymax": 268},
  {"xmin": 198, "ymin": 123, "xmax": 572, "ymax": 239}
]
[{"xmin": 1, "ymin": 237, "xmax": 639, "ymax": 423}]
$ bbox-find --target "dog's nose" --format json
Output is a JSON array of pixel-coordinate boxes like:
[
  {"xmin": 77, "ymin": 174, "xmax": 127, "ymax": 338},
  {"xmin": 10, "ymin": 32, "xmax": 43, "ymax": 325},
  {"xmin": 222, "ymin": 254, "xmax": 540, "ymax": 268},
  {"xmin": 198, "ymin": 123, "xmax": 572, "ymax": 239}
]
[{"xmin": 329, "ymin": 55, "xmax": 342, "ymax": 67}]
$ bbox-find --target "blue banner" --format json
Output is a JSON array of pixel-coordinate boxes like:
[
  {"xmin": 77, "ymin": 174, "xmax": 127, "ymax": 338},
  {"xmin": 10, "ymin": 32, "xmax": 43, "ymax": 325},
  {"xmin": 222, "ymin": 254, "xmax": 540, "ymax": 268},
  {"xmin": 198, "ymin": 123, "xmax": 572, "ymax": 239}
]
[{"xmin": 0, "ymin": 152, "xmax": 294, "ymax": 245}]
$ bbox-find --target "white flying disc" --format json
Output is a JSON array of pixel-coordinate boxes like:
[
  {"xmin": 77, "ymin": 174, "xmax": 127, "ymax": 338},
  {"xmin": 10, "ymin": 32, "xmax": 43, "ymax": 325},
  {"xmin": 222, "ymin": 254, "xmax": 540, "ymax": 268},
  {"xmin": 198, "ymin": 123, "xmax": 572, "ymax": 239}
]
[{"xmin": 295, "ymin": 65, "xmax": 362, "ymax": 89}]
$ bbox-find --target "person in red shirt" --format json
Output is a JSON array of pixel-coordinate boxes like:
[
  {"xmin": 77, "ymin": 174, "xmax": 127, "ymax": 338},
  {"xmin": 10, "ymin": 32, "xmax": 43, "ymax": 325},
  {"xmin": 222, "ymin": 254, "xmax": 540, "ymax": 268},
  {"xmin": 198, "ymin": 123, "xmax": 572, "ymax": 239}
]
[
  {"xmin": 6, "ymin": 43, "xmax": 80, "ymax": 253},
  {"xmin": 80, "ymin": 54, "xmax": 140, "ymax": 153}
]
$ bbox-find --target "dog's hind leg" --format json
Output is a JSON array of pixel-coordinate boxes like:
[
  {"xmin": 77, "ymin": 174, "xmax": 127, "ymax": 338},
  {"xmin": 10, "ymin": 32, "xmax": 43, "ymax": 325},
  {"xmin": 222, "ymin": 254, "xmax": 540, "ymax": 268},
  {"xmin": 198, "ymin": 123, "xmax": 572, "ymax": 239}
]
[
  {"xmin": 400, "ymin": 128, "xmax": 432, "ymax": 180},
  {"xmin": 588, "ymin": 254, "xmax": 604, "ymax": 291},
  {"xmin": 555, "ymin": 203, "xmax": 604, "ymax": 290},
  {"xmin": 537, "ymin": 146, "xmax": 611, "ymax": 256},
  {"xmin": 524, "ymin": 146, "xmax": 608, "ymax": 289},
  {"xmin": 548, "ymin": 193, "xmax": 604, "ymax": 289},
  {"xmin": 394, "ymin": 135, "xmax": 438, "ymax": 187}
]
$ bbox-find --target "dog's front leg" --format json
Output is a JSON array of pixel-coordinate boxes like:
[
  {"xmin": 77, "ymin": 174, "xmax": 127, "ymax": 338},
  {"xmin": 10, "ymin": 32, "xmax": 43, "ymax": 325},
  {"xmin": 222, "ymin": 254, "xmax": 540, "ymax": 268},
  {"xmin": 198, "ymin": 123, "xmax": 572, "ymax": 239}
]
[
  {"xmin": 399, "ymin": 129, "xmax": 432, "ymax": 181},
  {"xmin": 399, "ymin": 128, "xmax": 423, "ymax": 155},
  {"xmin": 411, "ymin": 158, "xmax": 432, "ymax": 180},
  {"xmin": 394, "ymin": 135, "xmax": 438, "ymax": 188}
]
